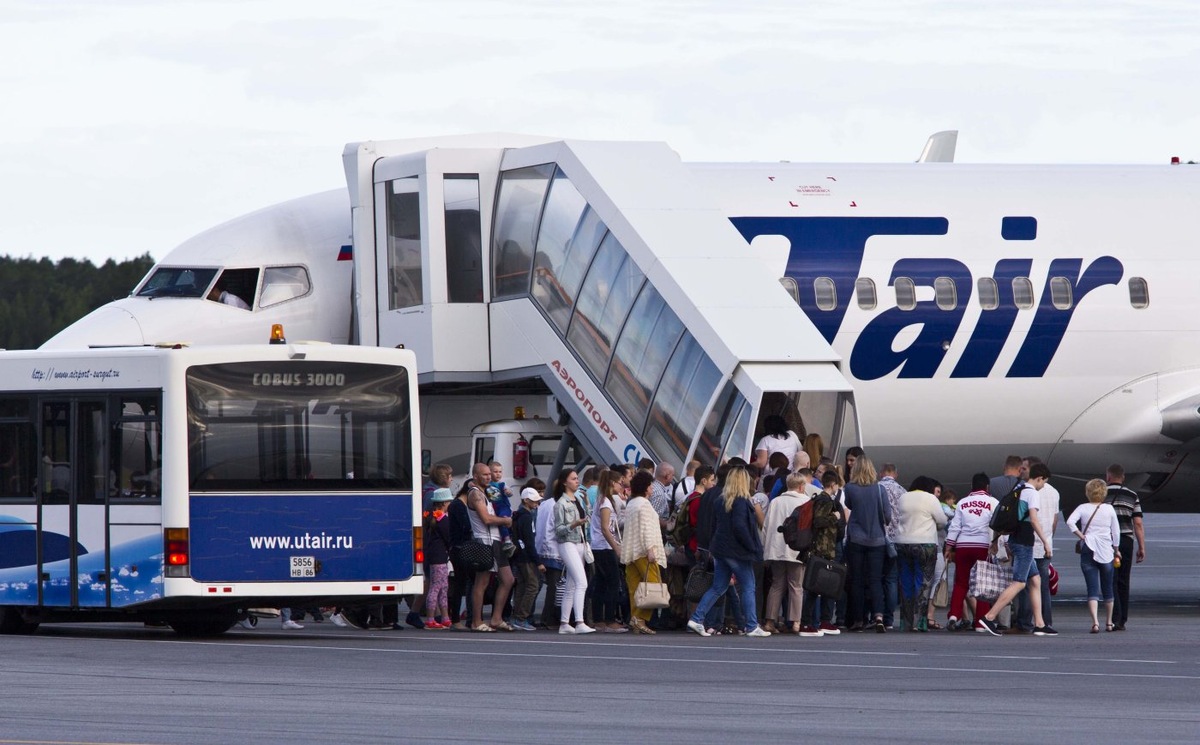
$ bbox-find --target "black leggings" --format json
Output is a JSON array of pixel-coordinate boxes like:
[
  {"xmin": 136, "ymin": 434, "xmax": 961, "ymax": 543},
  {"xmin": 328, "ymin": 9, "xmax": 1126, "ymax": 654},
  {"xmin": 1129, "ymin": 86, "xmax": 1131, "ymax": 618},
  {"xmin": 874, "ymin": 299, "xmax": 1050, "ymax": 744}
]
[{"xmin": 590, "ymin": 548, "xmax": 622, "ymax": 623}]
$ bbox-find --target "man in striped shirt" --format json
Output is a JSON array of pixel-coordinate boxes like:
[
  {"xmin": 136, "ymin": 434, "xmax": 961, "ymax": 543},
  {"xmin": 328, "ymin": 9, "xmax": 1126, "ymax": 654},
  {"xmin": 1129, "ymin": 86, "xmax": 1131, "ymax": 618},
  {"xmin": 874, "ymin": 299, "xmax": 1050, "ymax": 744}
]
[{"xmin": 1105, "ymin": 464, "xmax": 1146, "ymax": 631}]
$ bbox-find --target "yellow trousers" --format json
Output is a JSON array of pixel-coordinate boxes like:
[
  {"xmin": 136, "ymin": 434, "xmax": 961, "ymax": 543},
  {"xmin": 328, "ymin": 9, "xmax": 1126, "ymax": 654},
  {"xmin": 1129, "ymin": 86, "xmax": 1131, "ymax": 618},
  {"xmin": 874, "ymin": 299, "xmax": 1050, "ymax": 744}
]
[{"xmin": 625, "ymin": 557, "xmax": 663, "ymax": 622}]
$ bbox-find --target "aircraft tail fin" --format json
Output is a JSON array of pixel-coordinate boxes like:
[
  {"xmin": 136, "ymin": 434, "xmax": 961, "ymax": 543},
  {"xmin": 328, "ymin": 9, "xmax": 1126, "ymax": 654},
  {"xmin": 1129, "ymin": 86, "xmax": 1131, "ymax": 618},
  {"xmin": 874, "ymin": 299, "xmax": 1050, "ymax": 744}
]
[{"xmin": 918, "ymin": 130, "xmax": 958, "ymax": 163}]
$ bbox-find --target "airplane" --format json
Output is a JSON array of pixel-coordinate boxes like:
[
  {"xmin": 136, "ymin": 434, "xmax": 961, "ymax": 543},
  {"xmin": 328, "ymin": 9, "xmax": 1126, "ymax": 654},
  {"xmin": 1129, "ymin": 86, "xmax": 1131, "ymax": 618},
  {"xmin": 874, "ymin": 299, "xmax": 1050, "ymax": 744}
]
[{"xmin": 42, "ymin": 132, "xmax": 1200, "ymax": 511}]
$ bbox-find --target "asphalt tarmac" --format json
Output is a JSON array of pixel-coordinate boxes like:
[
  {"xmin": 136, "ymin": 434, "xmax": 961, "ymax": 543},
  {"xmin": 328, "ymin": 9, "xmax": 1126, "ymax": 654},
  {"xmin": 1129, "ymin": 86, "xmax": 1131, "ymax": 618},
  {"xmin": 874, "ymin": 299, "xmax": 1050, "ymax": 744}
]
[{"xmin": 0, "ymin": 514, "xmax": 1196, "ymax": 744}]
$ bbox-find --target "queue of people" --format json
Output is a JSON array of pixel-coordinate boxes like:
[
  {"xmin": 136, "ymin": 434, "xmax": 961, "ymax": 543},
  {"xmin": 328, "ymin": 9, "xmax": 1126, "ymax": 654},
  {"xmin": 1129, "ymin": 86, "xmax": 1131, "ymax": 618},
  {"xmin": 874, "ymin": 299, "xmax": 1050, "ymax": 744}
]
[{"xmin": 265, "ymin": 438, "xmax": 1147, "ymax": 638}]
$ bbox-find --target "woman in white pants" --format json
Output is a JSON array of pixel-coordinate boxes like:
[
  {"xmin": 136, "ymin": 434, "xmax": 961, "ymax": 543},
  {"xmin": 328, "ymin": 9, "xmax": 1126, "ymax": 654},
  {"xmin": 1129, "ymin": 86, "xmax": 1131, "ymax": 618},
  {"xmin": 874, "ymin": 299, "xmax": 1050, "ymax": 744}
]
[{"xmin": 553, "ymin": 469, "xmax": 594, "ymax": 634}]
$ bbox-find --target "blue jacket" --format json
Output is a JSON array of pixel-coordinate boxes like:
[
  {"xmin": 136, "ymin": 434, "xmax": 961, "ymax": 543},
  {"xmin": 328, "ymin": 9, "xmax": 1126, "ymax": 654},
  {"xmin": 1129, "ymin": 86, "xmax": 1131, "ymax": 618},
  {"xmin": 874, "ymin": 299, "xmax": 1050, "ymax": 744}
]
[
  {"xmin": 709, "ymin": 497, "xmax": 763, "ymax": 562},
  {"xmin": 845, "ymin": 482, "xmax": 892, "ymax": 547}
]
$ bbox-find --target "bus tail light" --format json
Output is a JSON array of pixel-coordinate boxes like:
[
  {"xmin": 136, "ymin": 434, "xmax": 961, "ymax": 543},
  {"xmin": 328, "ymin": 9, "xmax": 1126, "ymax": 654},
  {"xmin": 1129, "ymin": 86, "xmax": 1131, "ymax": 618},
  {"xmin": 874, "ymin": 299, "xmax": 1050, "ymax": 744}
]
[
  {"xmin": 413, "ymin": 525, "xmax": 425, "ymax": 568},
  {"xmin": 165, "ymin": 528, "xmax": 190, "ymax": 578}
]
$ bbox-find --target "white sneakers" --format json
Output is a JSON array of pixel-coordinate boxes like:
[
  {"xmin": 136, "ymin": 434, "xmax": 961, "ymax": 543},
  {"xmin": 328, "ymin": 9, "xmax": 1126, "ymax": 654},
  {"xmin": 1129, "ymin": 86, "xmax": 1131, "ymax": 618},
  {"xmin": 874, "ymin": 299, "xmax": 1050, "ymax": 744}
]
[
  {"xmin": 745, "ymin": 626, "xmax": 772, "ymax": 637},
  {"xmin": 281, "ymin": 619, "xmax": 304, "ymax": 630},
  {"xmin": 328, "ymin": 613, "xmax": 348, "ymax": 628},
  {"xmin": 687, "ymin": 620, "xmax": 711, "ymax": 637},
  {"xmin": 559, "ymin": 622, "xmax": 596, "ymax": 635},
  {"xmin": 559, "ymin": 623, "xmax": 576, "ymax": 634}
]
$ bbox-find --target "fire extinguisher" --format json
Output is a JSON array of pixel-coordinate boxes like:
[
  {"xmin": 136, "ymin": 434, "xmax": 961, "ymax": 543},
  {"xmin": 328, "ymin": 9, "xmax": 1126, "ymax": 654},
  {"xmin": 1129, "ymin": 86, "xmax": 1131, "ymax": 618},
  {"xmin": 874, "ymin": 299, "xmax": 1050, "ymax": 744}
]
[{"xmin": 513, "ymin": 436, "xmax": 530, "ymax": 480}]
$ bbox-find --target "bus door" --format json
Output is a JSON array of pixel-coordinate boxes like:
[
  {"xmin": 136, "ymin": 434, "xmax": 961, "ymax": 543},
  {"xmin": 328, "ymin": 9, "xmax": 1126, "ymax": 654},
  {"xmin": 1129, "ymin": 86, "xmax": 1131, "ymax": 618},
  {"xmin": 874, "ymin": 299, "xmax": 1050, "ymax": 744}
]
[{"xmin": 38, "ymin": 399, "xmax": 109, "ymax": 608}]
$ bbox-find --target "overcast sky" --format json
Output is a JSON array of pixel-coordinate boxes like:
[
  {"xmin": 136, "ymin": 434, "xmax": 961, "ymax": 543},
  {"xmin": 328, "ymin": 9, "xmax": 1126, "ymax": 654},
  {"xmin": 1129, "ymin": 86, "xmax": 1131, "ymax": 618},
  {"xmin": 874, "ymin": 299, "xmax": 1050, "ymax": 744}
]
[{"xmin": 2, "ymin": 0, "xmax": 1197, "ymax": 265}]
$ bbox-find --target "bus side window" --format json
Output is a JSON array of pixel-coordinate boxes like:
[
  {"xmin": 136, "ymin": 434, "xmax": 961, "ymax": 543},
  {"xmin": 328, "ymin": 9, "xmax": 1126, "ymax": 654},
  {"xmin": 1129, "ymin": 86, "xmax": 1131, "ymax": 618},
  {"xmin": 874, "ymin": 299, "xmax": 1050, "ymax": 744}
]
[{"xmin": 0, "ymin": 414, "xmax": 36, "ymax": 501}]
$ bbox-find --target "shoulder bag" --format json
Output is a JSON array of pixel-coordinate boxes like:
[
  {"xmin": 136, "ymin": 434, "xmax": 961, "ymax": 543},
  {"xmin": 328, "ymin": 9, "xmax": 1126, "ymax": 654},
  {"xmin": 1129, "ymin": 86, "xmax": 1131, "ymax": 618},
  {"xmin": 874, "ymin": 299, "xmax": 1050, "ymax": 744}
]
[
  {"xmin": 1075, "ymin": 503, "xmax": 1103, "ymax": 554},
  {"xmin": 454, "ymin": 539, "xmax": 495, "ymax": 572},
  {"xmin": 576, "ymin": 497, "xmax": 595, "ymax": 564},
  {"xmin": 877, "ymin": 484, "xmax": 897, "ymax": 559}
]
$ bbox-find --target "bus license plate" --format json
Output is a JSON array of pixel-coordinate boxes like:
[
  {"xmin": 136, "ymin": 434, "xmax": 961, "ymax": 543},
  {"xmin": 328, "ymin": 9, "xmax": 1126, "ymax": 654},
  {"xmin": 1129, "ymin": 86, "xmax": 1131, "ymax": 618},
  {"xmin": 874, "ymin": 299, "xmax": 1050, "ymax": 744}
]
[{"xmin": 290, "ymin": 556, "xmax": 316, "ymax": 578}]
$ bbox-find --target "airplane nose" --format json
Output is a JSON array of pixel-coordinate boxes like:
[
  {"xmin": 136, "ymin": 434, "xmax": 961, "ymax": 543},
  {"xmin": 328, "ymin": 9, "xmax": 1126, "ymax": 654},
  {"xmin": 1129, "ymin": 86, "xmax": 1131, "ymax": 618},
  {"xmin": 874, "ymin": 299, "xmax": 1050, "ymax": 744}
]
[{"xmin": 40, "ymin": 305, "xmax": 144, "ymax": 349}]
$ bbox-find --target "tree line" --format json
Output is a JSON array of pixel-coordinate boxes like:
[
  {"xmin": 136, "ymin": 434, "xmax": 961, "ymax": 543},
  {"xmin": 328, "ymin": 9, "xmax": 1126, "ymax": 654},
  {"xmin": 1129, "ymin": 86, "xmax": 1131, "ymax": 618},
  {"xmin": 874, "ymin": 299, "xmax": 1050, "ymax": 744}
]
[{"xmin": 0, "ymin": 254, "xmax": 155, "ymax": 350}]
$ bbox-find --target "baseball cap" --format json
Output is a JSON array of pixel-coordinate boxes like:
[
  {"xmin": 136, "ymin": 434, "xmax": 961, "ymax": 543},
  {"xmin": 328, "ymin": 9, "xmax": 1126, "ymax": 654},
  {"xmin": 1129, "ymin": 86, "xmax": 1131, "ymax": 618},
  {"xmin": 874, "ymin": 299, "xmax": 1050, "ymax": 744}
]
[{"xmin": 520, "ymin": 487, "xmax": 543, "ymax": 502}]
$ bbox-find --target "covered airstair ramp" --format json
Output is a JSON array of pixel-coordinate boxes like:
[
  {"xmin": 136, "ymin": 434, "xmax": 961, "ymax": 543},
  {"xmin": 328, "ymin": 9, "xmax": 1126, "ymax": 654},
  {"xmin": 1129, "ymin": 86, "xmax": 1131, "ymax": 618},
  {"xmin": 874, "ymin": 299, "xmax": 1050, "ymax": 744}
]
[{"xmin": 344, "ymin": 135, "xmax": 859, "ymax": 469}]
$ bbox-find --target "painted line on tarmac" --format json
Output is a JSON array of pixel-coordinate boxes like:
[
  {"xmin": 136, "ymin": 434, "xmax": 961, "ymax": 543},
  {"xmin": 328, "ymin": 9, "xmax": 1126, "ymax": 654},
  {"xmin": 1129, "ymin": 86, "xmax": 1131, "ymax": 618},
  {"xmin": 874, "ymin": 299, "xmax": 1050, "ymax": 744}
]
[{"xmin": 84, "ymin": 637, "xmax": 1200, "ymax": 681}]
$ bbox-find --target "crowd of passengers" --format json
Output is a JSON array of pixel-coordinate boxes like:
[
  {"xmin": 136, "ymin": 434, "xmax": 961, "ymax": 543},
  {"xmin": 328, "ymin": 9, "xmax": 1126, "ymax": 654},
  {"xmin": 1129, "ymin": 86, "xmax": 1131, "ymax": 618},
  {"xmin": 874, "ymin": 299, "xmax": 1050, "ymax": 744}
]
[{"xmin": 277, "ymin": 415, "xmax": 1145, "ymax": 638}]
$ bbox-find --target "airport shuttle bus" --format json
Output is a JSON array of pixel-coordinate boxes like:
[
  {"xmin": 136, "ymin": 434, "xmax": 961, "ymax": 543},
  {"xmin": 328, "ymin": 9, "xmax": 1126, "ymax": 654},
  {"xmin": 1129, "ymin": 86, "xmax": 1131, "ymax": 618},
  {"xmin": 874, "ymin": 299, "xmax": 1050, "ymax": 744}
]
[{"xmin": 0, "ymin": 342, "xmax": 421, "ymax": 635}]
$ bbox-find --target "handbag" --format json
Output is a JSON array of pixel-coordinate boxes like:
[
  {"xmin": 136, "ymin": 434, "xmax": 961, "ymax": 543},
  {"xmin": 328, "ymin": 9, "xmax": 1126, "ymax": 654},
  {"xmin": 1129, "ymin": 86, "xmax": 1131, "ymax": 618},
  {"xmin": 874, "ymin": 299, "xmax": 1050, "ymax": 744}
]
[
  {"xmin": 932, "ymin": 565, "xmax": 950, "ymax": 608},
  {"xmin": 454, "ymin": 539, "xmax": 494, "ymax": 572},
  {"xmin": 1075, "ymin": 503, "xmax": 1102, "ymax": 554},
  {"xmin": 554, "ymin": 574, "xmax": 567, "ymax": 606},
  {"xmin": 633, "ymin": 562, "xmax": 670, "ymax": 610},
  {"xmin": 969, "ymin": 557, "xmax": 1007, "ymax": 602},
  {"xmin": 684, "ymin": 550, "xmax": 714, "ymax": 601},
  {"xmin": 801, "ymin": 556, "xmax": 846, "ymax": 598}
]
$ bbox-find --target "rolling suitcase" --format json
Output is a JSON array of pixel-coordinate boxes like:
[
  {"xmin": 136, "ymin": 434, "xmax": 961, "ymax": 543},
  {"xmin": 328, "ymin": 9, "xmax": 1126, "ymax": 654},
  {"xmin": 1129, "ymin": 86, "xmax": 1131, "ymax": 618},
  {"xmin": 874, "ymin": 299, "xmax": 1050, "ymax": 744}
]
[{"xmin": 802, "ymin": 557, "xmax": 846, "ymax": 598}]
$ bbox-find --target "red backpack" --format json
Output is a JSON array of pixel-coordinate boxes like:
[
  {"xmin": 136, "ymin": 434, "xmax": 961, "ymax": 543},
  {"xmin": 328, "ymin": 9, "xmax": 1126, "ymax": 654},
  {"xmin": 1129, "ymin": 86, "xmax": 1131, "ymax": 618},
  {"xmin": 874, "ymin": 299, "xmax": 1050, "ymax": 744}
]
[{"xmin": 779, "ymin": 498, "xmax": 816, "ymax": 559}]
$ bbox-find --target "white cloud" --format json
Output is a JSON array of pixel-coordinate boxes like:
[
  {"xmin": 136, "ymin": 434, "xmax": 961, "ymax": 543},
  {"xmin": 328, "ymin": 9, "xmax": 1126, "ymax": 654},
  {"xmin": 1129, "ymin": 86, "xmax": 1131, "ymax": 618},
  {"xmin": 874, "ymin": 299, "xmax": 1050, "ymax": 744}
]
[{"xmin": 1, "ymin": 0, "xmax": 1198, "ymax": 262}]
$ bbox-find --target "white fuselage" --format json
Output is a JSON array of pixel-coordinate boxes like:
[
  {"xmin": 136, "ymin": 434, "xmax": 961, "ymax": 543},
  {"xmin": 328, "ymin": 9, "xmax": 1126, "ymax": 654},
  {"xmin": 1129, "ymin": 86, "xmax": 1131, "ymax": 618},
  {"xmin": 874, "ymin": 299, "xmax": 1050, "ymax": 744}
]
[{"xmin": 42, "ymin": 137, "xmax": 1200, "ymax": 508}]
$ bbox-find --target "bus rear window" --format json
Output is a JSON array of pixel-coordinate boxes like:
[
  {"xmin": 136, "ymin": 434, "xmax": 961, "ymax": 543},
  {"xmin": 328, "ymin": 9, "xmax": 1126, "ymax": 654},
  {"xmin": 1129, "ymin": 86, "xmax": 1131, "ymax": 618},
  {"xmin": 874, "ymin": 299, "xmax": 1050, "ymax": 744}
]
[{"xmin": 186, "ymin": 362, "xmax": 413, "ymax": 492}]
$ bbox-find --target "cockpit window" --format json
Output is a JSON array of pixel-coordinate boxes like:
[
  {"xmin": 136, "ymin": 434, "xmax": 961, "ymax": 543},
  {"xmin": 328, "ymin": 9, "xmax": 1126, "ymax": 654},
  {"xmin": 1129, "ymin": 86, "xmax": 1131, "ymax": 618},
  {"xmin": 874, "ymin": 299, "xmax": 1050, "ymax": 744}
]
[
  {"xmin": 136, "ymin": 267, "xmax": 218, "ymax": 298},
  {"xmin": 208, "ymin": 268, "xmax": 259, "ymax": 310},
  {"xmin": 260, "ymin": 266, "xmax": 311, "ymax": 308}
]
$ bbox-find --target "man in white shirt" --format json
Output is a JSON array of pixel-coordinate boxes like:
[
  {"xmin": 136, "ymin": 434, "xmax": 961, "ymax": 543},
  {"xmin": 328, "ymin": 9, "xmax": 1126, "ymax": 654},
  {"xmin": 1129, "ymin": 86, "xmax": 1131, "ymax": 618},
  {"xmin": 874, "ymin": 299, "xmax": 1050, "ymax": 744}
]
[
  {"xmin": 1016, "ymin": 456, "xmax": 1059, "ymax": 631},
  {"xmin": 671, "ymin": 460, "xmax": 699, "ymax": 513}
]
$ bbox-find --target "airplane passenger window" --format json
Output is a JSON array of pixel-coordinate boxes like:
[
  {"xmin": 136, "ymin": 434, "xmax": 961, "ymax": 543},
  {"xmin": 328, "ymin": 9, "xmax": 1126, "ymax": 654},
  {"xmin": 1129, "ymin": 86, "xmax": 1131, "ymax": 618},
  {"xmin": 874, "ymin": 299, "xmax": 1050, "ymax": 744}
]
[
  {"xmin": 1049, "ymin": 277, "xmax": 1073, "ymax": 310},
  {"xmin": 813, "ymin": 277, "xmax": 836, "ymax": 311},
  {"xmin": 1129, "ymin": 277, "xmax": 1149, "ymax": 309},
  {"xmin": 855, "ymin": 278, "xmax": 877, "ymax": 310},
  {"xmin": 1012, "ymin": 277, "xmax": 1035, "ymax": 309},
  {"xmin": 977, "ymin": 278, "xmax": 999, "ymax": 310},
  {"xmin": 894, "ymin": 277, "xmax": 916, "ymax": 311},
  {"xmin": 778, "ymin": 277, "xmax": 799, "ymax": 304},
  {"xmin": 934, "ymin": 277, "xmax": 957, "ymax": 310},
  {"xmin": 260, "ymin": 266, "xmax": 311, "ymax": 308}
]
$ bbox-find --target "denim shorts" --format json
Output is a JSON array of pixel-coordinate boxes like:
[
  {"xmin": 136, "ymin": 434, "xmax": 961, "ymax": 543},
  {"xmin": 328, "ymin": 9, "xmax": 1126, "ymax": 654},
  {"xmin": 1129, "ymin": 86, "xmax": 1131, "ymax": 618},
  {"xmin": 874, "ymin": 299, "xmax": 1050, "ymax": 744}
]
[{"xmin": 1009, "ymin": 542, "xmax": 1038, "ymax": 583}]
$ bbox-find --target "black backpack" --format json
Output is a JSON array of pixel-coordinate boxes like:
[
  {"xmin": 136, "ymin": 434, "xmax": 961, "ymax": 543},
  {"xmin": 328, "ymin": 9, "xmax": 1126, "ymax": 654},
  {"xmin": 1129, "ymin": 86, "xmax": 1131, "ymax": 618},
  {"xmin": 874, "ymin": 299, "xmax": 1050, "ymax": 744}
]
[{"xmin": 989, "ymin": 481, "xmax": 1028, "ymax": 535}]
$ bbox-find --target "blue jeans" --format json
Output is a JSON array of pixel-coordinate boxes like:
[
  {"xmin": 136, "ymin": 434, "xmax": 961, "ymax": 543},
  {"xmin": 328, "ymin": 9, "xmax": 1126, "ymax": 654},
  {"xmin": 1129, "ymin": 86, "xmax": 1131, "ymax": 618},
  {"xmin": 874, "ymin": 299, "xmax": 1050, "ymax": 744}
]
[
  {"xmin": 846, "ymin": 542, "xmax": 886, "ymax": 624},
  {"xmin": 1080, "ymin": 545, "xmax": 1115, "ymax": 602},
  {"xmin": 1017, "ymin": 557, "xmax": 1053, "ymax": 630},
  {"xmin": 691, "ymin": 556, "xmax": 759, "ymax": 631}
]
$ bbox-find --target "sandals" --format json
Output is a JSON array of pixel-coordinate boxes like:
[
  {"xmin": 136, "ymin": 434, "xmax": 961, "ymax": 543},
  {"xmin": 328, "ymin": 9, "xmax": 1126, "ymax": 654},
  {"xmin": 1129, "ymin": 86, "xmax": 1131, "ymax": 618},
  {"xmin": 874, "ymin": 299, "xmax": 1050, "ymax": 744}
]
[
  {"xmin": 473, "ymin": 623, "xmax": 496, "ymax": 633},
  {"xmin": 1090, "ymin": 624, "xmax": 1100, "ymax": 634},
  {"xmin": 1106, "ymin": 623, "xmax": 1115, "ymax": 632},
  {"xmin": 490, "ymin": 621, "xmax": 515, "ymax": 632},
  {"xmin": 926, "ymin": 620, "xmax": 943, "ymax": 630}
]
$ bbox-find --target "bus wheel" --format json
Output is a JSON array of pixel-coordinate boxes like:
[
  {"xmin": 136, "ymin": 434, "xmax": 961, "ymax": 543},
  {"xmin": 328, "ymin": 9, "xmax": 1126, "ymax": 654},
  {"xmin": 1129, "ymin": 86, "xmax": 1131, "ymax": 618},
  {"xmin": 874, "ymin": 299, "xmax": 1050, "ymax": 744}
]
[
  {"xmin": 0, "ymin": 607, "xmax": 40, "ymax": 635},
  {"xmin": 168, "ymin": 610, "xmax": 237, "ymax": 637}
]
